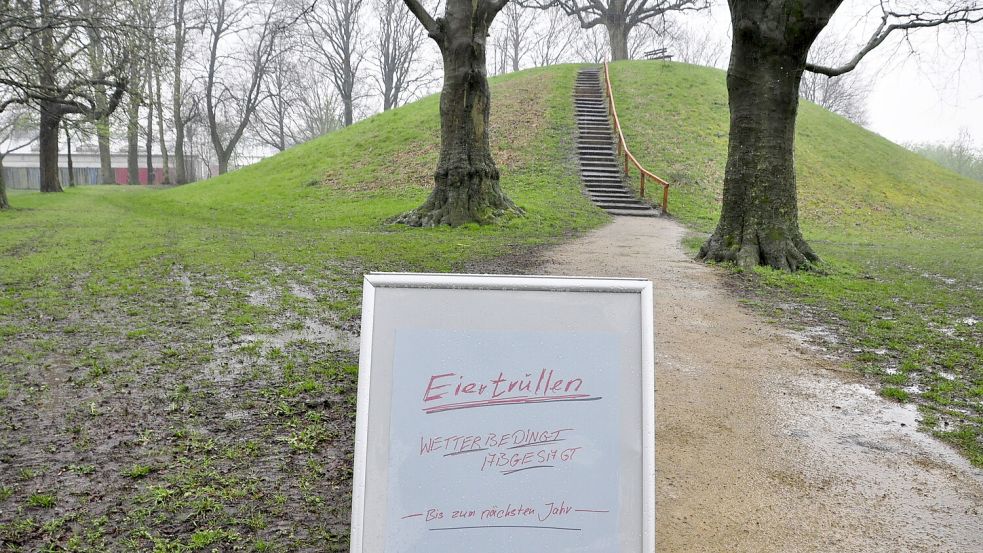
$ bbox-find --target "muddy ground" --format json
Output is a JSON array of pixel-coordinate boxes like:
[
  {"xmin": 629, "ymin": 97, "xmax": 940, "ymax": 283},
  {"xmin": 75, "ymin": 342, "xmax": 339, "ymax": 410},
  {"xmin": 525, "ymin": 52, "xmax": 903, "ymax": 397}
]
[
  {"xmin": 3, "ymin": 215, "xmax": 982, "ymax": 551},
  {"xmin": 540, "ymin": 216, "xmax": 983, "ymax": 552}
]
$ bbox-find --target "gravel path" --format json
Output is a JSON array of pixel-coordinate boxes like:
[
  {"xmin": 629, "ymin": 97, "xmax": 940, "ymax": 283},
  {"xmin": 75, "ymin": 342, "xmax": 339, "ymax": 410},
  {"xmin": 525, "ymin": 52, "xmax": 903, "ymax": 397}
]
[{"xmin": 539, "ymin": 215, "xmax": 983, "ymax": 552}]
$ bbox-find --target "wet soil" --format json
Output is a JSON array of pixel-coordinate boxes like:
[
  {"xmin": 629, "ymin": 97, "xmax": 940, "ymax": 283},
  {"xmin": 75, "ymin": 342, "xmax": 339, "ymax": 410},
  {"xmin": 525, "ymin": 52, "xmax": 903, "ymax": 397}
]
[{"xmin": 538, "ymin": 216, "xmax": 983, "ymax": 552}]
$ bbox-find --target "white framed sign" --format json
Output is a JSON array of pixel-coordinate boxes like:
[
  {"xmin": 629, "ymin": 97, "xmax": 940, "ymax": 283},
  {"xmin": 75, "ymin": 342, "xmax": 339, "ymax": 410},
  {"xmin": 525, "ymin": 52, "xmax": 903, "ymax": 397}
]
[{"xmin": 351, "ymin": 273, "xmax": 654, "ymax": 552}]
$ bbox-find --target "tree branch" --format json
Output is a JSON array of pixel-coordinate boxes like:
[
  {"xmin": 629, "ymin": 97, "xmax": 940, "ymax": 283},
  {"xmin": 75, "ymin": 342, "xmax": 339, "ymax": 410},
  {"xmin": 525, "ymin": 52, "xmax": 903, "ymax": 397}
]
[
  {"xmin": 402, "ymin": 0, "xmax": 440, "ymax": 39},
  {"xmin": 807, "ymin": 5, "xmax": 983, "ymax": 77}
]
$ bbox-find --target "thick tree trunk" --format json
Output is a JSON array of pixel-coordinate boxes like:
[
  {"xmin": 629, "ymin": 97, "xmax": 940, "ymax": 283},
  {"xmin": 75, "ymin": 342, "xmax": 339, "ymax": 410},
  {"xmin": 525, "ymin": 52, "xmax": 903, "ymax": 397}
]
[
  {"xmin": 39, "ymin": 107, "xmax": 63, "ymax": 193},
  {"xmin": 606, "ymin": 20, "xmax": 629, "ymax": 61},
  {"xmin": 217, "ymin": 154, "xmax": 229, "ymax": 175},
  {"xmin": 396, "ymin": 1, "xmax": 520, "ymax": 226},
  {"xmin": 698, "ymin": 1, "xmax": 838, "ymax": 271}
]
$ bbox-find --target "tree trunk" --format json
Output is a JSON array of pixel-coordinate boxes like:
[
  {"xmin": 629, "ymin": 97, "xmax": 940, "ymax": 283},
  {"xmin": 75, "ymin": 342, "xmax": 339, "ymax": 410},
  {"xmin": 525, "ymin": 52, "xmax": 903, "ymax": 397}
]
[
  {"xmin": 146, "ymin": 85, "xmax": 154, "ymax": 185},
  {"xmin": 39, "ymin": 106, "xmax": 63, "ymax": 193},
  {"xmin": 396, "ymin": 0, "xmax": 520, "ymax": 226},
  {"xmin": 342, "ymin": 93, "xmax": 354, "ymax": 127},
  {"xmin": 173, "ymin": 0, "xmax": 187, "ymax": 184},
  {"xmin": 96, "ymin": 117, "xmax": 114, "ymax": 183},
  {"xmin": 153, "ymin": 61, "xmax": 170, "ymax": 184},
  {"xmin": 127, "ymin": 96, "xmax": 140, "ymax": 185},
  {"xmin": 698, "ymin": 0, "xmax": 839, "ymax": 271},
  {"xmin": 0, "ymin": 157, "xmax": 9, "ymax": 209},
  {"xmin": 217, "ymin": 153, "xmax": 229, "ymax": 175},
  {"xmin": 64, "ymin": 122, "xmax": 75, "ymax": 187},
  {"xmin": 606, "ymin": 20, "xmax": 629, "ymax": 61}
]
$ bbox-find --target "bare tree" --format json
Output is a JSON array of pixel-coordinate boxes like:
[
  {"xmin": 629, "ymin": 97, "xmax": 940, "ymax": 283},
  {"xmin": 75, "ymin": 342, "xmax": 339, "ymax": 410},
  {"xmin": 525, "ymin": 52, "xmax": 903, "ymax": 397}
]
[
  {"xmin": 172, "ymin": 0, "xmax": 197, "ymax": 183},
  {"xmin": 306, "ymin": 0, "xmax": 365, "ymax": 126},
  {"xmin": 374, "ymin": 0, "xmax": 433, "ymax": 110},
  {"xmin": 670, "ymin": 23, "xmax": 726, "ymax": 68},
  {"xmin": 252, "ymin": 50, "xmax": 297, "ymax": 152},
  {"xmin": 799, "ymin": 40, "xmax": 870, "ymax": 126},
  {"xmin": 530, "ymin": 6, "xmax": 579, "ymax": 66},
  {"xmin": 498, "ymin": 2, "xmax": 535, "ymax": 72},
  {"xmin": 698, "ymin": 0, "xmax": 983, "ymax": 271},
  {"xmin": 202, "ymin": 0, "xmax": 297, "ymax": 174},
  {"xmin": 290, "ymin": 80, "xmax": 344, "ymax": 143},
  {"xmin": 397, "ymin": 0, "xmax": 522, "ymax": 226},
  {"xmin": 80, "ymin": 0, "xmax": 116, "ymax": 183},
  {"xmin": 0, "ymin": 108, "xmax": 38, "ymax": 209},
  {"xmin": 523, "ymin": 0, "xmax": 709, "ymax": 61},
  {"xmin": 909, "ymin": 129, "xmax": 983, "ymax": 182},
  {"xmin": 574, "ymin": 24, "xmax": 609, "ymax": 63},
  {"xmin": 0, "ymin": 0, "xmax": 129, "ymax": 192}
]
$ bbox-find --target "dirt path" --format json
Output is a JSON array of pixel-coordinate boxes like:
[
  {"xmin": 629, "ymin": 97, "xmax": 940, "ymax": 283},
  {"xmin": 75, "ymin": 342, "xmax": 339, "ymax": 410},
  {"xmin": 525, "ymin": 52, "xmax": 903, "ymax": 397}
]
[{"xmin": 539, "ymin": 216, "xmax": 983, "ymax": 552}]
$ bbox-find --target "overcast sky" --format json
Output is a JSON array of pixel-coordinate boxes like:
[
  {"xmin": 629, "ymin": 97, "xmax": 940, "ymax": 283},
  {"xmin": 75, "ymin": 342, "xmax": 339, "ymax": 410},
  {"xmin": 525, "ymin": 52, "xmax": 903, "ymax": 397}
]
[{"xmin": 689, "ymin": 1, "xmax": 983, "ymax": 149}]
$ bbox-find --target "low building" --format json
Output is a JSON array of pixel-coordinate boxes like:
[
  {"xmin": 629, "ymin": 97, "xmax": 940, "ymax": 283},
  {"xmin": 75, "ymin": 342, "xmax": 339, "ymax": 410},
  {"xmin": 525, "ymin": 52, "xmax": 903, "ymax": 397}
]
[{"xmin": 2, "ymin": 145, "xmax": 183, "ymax": 190}]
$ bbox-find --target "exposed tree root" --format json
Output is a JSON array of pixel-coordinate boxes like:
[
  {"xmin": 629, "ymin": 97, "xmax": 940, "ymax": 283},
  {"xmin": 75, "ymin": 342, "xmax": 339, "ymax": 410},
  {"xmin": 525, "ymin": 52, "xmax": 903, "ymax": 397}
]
[
  {"xmin": 698, "ymin": 226, "xmax": 819, "ymax": 272},
  {"xmin": 394, "ymin": 168, "xmax": 523, "ymax": 227}
]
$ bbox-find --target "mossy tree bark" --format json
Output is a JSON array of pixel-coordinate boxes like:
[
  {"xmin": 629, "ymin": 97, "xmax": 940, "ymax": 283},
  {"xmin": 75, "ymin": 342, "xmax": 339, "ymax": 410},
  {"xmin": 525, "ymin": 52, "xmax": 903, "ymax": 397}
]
[
  {"xmin": 398, "ymin": 0, "xmax": 521, "ymax": 226},
  {"xmin": 699, "ymin": 0, "xmax": 842, "ymax": 271}
]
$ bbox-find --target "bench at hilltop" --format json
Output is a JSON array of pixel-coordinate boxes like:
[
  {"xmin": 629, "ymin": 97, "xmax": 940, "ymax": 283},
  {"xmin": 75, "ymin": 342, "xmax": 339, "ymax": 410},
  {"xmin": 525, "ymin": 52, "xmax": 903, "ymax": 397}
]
[{"xmin": 644, "ymin": 48, "xmax": 672, "ymax": 61}]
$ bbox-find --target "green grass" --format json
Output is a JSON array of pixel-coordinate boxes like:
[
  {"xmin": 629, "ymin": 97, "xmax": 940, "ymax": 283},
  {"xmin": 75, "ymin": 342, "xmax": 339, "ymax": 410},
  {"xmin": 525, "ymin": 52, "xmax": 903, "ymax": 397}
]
[
  {"xmin": 611, "ymin": 60, "xmax": 982, "ymax": 465},
  {"xmin": 0, "ymin": 65, "xmax": 605, "ymax": 551},
  {"xmin": 2, "ymin": 61, "xmax": 982, "ymax": 550}
]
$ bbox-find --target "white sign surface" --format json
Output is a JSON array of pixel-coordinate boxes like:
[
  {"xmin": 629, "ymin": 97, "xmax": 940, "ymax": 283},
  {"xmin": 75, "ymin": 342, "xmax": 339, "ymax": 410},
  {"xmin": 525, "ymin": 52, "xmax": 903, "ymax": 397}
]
[{"xmin": 351, "ymin": 273, "xmax": 654, "ymax": 552}]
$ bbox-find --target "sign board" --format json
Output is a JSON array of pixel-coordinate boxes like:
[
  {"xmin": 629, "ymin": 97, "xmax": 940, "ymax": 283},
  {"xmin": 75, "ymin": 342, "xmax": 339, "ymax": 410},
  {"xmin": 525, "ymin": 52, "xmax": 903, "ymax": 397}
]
[{"xmin": 351, "ymin": 273, "xmax": 654, "ymax": 552}]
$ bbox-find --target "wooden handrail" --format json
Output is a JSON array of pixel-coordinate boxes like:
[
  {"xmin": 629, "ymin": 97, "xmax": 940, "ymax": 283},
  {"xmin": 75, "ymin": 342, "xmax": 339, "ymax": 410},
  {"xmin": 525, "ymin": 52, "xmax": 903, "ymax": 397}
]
[{"xmin": 602, "ymin": 62, "xmax": 669, "ymax": 215}]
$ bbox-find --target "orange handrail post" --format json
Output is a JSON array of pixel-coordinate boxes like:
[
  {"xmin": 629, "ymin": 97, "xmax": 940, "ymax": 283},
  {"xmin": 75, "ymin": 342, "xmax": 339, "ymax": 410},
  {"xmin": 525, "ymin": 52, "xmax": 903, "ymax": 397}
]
[{"xmin": 602, "ymin": 62, "xmax": 670, "ymax": 215}]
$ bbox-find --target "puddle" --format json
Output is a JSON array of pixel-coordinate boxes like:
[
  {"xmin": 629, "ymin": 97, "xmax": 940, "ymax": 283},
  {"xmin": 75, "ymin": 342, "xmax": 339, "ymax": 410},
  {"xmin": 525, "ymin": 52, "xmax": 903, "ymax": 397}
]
[
  {"xmin": 239, "ymin": 318, "xmax": 357, "ymax": 352},
  {"xmin": 288, "ymin": 283, "xmax": 317, "ymax": 300},
  {"xmin": 247, "ymin": 288, "xmax": 278, "ymax": 307},
  {"xmin": 784, "ymin": 325, "xmax": 842, "ymax": 360}
]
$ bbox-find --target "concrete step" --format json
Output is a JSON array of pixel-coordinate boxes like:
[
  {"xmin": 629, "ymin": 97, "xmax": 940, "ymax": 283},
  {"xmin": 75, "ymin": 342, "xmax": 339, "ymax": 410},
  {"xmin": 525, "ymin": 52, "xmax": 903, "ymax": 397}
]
[
  {"xmin": 590, "ymin": 192, "xmax": 635, "ymax": 199},
  {"xmin": 594, "ymin": 201, "xmax": 651, "ymax": 210},
  {"xmin": 579, "ymin": 154, "xmax": 617, "ymax": 161},
  {"xmin": 582, "ymin": 169, "xmax": 625, "ymax": 176},
  {"xmin": 579, "ymin": 157, "xmax": 618, "ymax": 165},
  {"xmin": 583, "ymin": 182, "xmax": 627, "ymax": 189},
  {"xmin": 583, "ymin": 182, "xmax": 626, "ymax": 189},
  {"xmin": 606, "ymin": 208, "xmax": 658, "ymax": 217},
  {"xmin": 576, "ymin": 140, "xmax": 614, "ymax": 146}
]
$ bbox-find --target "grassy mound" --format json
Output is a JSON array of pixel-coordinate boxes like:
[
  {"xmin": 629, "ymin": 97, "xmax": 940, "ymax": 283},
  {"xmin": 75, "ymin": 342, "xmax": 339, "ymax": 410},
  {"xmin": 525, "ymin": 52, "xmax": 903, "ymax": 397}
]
[
  {"xmin": 2, "ymin": 60, "xmax": 981, "ymax": 550},
  {"xmin": 611, "ymin": 60, "xmax": 982, "ymax": 465},
  {"xmin": 0, "ymin": 65, "xmax": 605, "ymax": 551}
]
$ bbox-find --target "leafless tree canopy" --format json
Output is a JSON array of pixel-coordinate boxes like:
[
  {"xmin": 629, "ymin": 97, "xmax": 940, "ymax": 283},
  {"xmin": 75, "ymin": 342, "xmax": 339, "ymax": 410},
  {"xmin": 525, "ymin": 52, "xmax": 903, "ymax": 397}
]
[
  {"xmin": 201, "ymin": 0, "xmax": 303, "ymax": 174},
  {"xmin": 800, "ymin": 40, "xmax": 870, "ymax": 126},
  {"xmin": 807, "ymin": 1, "xmax": 983, "ymax": 77},
  {"xmin": 373, "ymin": 0, "xmax": 434, "ymax": 110},
  {"xmin": 306, "ymin": 0, "xmax": 366, "ymax": 126},
  {"xmin": 521, "ymin": 0, "xmax": 709, "ymax": 60},
  {"xmin": 0, "ymin": 0, "xmax": 130, "ymax": 191}
]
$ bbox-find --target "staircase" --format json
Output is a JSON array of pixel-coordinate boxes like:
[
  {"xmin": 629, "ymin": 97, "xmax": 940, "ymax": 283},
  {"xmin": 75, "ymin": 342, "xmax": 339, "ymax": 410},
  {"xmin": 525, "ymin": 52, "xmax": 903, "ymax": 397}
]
[{"xmin": 574, "ymin": 68, "xmax": 657, "ymax": 217}]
